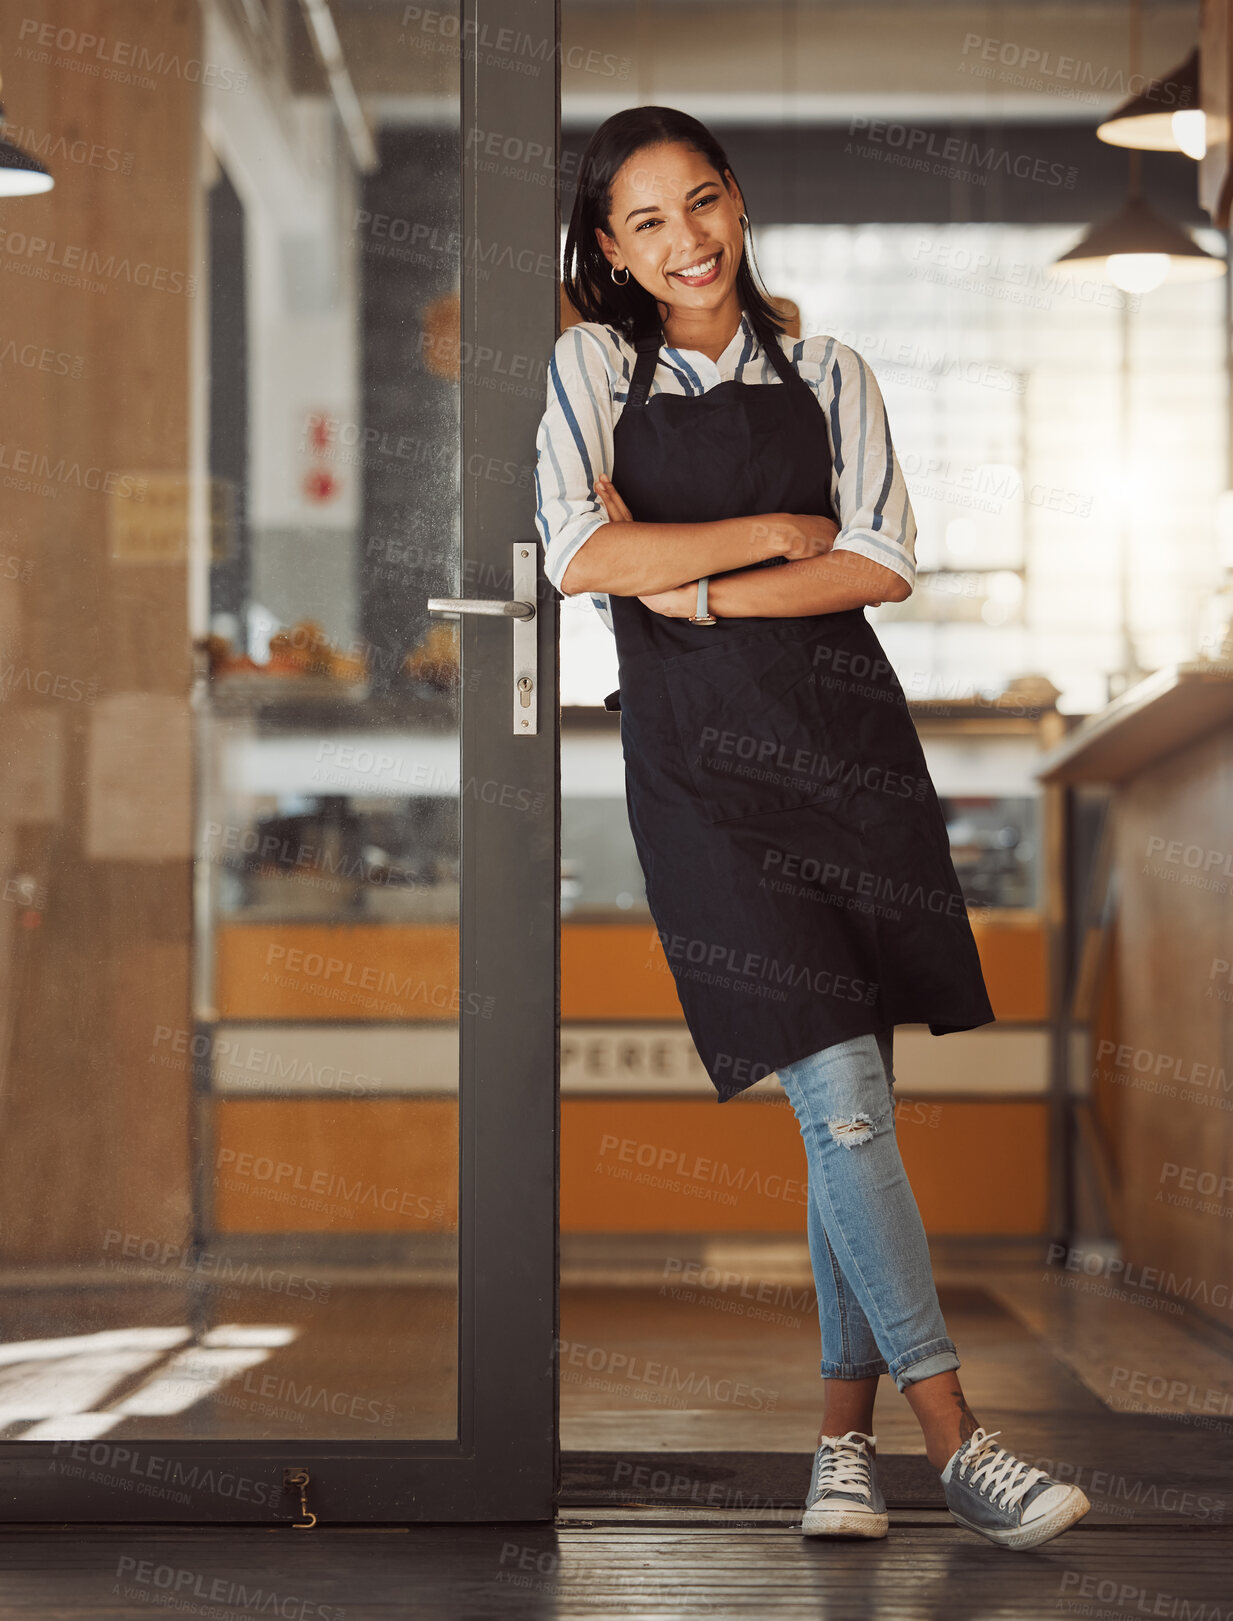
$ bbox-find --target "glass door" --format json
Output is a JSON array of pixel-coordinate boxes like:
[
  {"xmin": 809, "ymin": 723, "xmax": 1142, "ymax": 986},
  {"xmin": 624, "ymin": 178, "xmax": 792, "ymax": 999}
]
[{"xmin": 0, "ymin": 0, "xmax": 558, "ymax": 1522}]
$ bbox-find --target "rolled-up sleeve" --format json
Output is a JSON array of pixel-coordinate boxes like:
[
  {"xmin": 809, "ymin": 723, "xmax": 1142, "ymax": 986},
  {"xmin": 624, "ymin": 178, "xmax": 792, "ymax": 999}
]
[
  {"xmin": 822, "ymin": 340, "xmax": 917, "ymax": 596},
  {"xmin": 533, "ymin": 325, "xmax": 616, "ymax": 600}
]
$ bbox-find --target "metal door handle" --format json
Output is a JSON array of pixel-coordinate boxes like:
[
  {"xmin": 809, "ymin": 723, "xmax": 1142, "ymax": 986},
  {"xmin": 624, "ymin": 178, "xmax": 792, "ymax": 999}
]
[
  {"xmin": 426, "ymin": 596, "xmax": 534, "ymax": 619},
  {"xmin": 427, "ymin": 543, "xmax": 539, "ymax": 734}
]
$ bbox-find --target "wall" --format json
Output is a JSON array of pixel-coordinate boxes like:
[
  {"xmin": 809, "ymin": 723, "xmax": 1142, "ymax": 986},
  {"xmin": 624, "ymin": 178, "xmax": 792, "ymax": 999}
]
[{"xmin": 0, "ymin": 0, "xmax": 200, "ymax": 1262}]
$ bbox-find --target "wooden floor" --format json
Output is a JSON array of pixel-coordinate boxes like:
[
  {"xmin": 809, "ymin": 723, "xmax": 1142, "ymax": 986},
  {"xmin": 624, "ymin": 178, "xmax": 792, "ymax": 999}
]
[
  {"xmin": 1, "ymin": 1242, "xmax": 1232, "ymax": 1616},
  {"xmin": 0, "ymin": 1519, "xmax": 1230, "ymax": 1619},
  {"xmin": 0, "ymin": 1517, "xmax": 1224, "ymax": 1621}
]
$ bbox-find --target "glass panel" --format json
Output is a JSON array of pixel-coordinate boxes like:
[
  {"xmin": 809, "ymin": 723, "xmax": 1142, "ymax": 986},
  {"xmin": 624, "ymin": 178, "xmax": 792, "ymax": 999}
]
[
  {"xmin": 756, "ymin": 221, "xmax": 1226, "ymax": 713},
  {"xmin": 0, "ymin": 0, "xmax": 463, "ymax": 1440},
  {"xmin": 940, "ymin": 795, "xmax": 1039, "ymax": 911}
]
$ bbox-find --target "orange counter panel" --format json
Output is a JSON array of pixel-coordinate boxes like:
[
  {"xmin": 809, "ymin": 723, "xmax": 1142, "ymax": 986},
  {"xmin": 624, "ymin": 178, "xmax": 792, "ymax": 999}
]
[
  {"xmin": 213, "ymin": 1098, "xmax": 459, "ymax": 1232},
  {"xmin": 218, "ymin": 915, "xmax": 1045, "ymax": 1024},
  {"xmin": 561, "ymin": 923, "xmax": 684, "ymax": 1021},
  {"xmin": 211, "ymin": 1095, "xmax": 1046, "ymax": 1238},
  {"xmin": 215, "ymin": 924, "xmax": 460, "ymax": 1021},
  {"xmin": 968, "ymin": 913, "xmax": 1048, "ymax": 1022},
  {"xmin": 560, "ymin": 1097, "xmax": 1047, "ymax": 1236}
]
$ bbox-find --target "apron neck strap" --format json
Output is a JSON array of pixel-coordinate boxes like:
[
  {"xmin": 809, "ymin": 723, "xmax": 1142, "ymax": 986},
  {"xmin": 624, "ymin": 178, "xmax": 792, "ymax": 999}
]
[
  {"xmin": 761, "ymin": 327, "xmax": 808, "ymax": 391},
  {"xmin": 623, "ymin": 317, "xmax": 804, "ymax": 408},
  {"xmin": 625, "ymin": 327, "xmax": 662, "ymax": 410}
]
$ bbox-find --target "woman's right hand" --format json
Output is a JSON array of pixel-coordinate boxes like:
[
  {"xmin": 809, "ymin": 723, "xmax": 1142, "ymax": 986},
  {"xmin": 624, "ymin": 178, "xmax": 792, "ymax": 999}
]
[{"xmin": 757, "ymin": 513, "xmax": 841, "ymax": 561}]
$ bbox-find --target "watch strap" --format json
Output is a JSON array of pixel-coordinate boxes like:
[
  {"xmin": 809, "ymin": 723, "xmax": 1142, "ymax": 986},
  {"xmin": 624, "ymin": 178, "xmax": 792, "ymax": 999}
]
[{"xmin": 690, "ymin": 576, "xmax": 716, "ymax": 623}]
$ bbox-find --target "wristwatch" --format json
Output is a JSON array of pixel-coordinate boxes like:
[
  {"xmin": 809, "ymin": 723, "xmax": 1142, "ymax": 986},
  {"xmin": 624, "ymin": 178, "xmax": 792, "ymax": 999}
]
[{"xmin": 689, "ymin": 576, "xmax": 717, "ymax": 625}]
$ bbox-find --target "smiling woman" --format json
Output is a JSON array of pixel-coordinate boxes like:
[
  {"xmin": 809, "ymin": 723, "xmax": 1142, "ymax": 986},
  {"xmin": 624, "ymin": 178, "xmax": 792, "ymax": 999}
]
[
  {"xmin": 535, "ymin": 105, "xmax": 993, "ymax": 1092},
  {"xmin": 534, "ymin": 102, "xmax": 1092, "ymax": 1553}
]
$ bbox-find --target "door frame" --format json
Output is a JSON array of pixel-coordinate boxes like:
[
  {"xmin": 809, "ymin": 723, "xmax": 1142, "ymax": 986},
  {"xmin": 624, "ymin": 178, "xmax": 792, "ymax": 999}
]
[{"xmin": 0, "ymin": 0, "xmax": 561, "ymax": 1524}]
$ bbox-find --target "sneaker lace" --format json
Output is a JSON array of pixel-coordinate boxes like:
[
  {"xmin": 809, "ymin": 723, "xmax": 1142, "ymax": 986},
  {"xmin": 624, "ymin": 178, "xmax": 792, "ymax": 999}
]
[
  {"xmin": 957, "ymin": 1428, "xmax": 1047, "ymax": 1511},
  {"xmin": 814, "ymin": 1432, "xmax": 874, "ymax": 1499}
]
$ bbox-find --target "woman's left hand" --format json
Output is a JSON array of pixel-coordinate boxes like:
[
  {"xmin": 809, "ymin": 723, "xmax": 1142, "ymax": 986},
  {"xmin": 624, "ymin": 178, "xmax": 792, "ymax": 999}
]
[{"xmin": 637, "ymin": 584, "xmax": 702, "ymax": 617}]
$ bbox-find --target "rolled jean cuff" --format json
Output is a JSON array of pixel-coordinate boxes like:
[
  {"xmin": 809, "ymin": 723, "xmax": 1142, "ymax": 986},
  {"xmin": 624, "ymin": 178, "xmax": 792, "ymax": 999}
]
[
  {"xmin": 890, "ymin": 1339, "xmax": 960, "ymax": 1393},
  {"xmin": 819, "ymin": 1355, "xmax": 890, "ymax": 1380}
]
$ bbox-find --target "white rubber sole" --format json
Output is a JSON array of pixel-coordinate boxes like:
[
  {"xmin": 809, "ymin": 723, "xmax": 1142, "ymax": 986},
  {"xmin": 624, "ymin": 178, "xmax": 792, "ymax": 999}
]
[
  {"xmin": 801, "ymin": 1505, "xmax": 889, "ymax": 1538},
  {"xmin": 950, "ymin": 1485, "xmax": 1091, "ymax": 1550}
]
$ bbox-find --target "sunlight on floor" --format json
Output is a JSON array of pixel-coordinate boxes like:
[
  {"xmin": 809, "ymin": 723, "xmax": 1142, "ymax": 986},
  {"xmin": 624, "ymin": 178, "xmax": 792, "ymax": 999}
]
[{"xmin": 0, "ymin": 1325, "xmax": 299, "ymax": 1438}]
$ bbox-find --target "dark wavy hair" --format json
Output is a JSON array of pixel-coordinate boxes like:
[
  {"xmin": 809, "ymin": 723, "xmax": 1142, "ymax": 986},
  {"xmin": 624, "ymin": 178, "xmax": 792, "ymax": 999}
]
[{"xmin": 562, "ymin": 106, "xmax": 788, "ymax": 352}]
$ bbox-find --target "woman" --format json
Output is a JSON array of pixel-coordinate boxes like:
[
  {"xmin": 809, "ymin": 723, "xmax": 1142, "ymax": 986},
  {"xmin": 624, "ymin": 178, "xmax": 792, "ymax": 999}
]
[{"xmin": 534, "ymin": 105, "xmax": 1090, "ymax": 1551}]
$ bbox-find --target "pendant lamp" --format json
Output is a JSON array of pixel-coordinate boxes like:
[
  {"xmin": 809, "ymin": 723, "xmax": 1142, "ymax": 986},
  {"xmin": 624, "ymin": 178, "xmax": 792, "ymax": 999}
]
[
  {"xmin": 1051, "ymin": 186, "xmax": 1224, "ymax": 293},
  {"xmin": 1096, "ymin": 46, "xmax": 1205, "ymax": 158},
  {"xmin": 1051, "ymin": 1, "xmax": 1221, "ymax": 294}
]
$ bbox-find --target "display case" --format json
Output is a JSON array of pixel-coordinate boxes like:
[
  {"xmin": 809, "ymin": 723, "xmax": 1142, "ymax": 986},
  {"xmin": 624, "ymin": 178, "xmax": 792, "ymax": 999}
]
[{"xmin": 190, "ymin": 638, "xmax": 473, "ymax": 1255}]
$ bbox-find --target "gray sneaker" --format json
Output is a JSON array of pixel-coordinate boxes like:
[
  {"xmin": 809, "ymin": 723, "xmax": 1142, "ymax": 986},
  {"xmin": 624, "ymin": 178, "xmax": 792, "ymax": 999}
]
[
  {"xmin": 940, "ymin": 1427, "xmax": 1090, "ymax": 1550},
  {"xmin": 801, "ymin": 1430, "xmax": 888, "ymax": 1538}
]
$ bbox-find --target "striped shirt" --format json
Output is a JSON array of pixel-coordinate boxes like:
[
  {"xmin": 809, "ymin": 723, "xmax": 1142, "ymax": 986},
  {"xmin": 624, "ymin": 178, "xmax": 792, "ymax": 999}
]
[{"xmin": 533, "ymin": 309, "xmax": 917, "ymax": 633}]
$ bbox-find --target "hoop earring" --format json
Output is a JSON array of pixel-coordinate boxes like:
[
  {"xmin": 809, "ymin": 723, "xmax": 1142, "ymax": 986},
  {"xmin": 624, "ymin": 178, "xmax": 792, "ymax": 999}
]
[
  {"xmin": 739, "ymin": 213, "xmax": 749, "ymax": 230},
  {"xmin": 610, "ymin": 264, "xmax": 629, "ymax": 285}
]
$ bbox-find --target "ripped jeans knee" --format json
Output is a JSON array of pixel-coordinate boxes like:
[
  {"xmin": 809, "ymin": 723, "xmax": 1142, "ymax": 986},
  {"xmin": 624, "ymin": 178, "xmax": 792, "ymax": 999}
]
[
  {"xmin": 778, "ymin": 1030, "xmax": 895, "ymax": 1150},
  {"xmin": 826, "ymin": 1111, "xmax": 880, "ymax": 1148}
]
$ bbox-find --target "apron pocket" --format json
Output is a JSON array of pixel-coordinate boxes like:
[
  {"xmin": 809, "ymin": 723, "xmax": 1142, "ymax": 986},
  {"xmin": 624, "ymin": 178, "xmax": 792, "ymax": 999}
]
[{"xmin": 663, "ymin": 631, "xmax": 851, "ymax": 825}]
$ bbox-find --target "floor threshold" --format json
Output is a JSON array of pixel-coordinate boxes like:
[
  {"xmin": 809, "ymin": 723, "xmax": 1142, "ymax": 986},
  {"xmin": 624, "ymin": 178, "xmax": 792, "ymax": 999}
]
[{"xmin": 552, "ymin": 1506, "xmax": 1233, "ymax": 1531}]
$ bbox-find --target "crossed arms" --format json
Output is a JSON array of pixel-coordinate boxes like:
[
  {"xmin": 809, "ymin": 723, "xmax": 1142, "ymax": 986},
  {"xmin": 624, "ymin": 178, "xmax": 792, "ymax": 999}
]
[{"xmin": 559, "ymin": 477, "xmax": 912, "ymax": 619}]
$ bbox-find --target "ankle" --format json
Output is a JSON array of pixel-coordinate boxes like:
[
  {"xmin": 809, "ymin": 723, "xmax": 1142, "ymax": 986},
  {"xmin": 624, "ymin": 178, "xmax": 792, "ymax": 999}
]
[
  {"xmin": 818, "ymin": 1424, "xmax": 876, "ymax": 1450},
  {"xmin": 924, "ymin": 1429, "xmax": 969, "ymax": 1472},
  {"xmin": 902, "ymin": 1375, "xmax": 980, "ymax": 1473}
]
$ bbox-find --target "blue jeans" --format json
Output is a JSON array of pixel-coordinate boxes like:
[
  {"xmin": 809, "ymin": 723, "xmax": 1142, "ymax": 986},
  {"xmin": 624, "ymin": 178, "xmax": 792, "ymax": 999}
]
[{"xmin": 777, "ymin": 1027, "xmax": 960, "ymax": 1394}]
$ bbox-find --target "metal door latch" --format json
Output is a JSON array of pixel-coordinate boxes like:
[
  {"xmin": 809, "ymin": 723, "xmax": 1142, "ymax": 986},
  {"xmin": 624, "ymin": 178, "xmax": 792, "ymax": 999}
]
[
  {"xmin": 427, "ymin": 543, "xmax": 539, "ymax": 734},
  {"xmin": 283, "ymin": 1466, "xmax": 317, "ymax": 1528}
]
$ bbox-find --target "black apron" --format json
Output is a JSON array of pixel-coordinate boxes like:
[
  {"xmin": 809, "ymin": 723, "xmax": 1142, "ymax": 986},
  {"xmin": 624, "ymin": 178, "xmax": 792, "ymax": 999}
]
[{"xmin": 603, "ymin": 323, "xmax": 995, "ymax": 1103}]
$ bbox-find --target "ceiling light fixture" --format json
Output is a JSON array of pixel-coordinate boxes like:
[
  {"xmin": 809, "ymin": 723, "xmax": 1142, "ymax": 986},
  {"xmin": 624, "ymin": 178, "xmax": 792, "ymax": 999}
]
[
  {"xmin": 1097, "ymin": 46, "xmax": 1204, "ymax": 157},
  {"xmin": 1052, "ymin": 4, "xmax": 1222, "ymax": 293}
]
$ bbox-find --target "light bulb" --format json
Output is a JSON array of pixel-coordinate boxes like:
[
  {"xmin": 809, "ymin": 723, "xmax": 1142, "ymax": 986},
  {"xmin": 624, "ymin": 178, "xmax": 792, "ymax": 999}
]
[
  {"xmin": 0, "ymin": 167, "xmax": 53, "ymax": 197},
  {"xmin": 1105, "ymin": 252, "xmax": 1171, "ymax": 293},
  {"xmin": 1172, "ymin": 109, "xmax": 1206, "ymax": 161}
]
